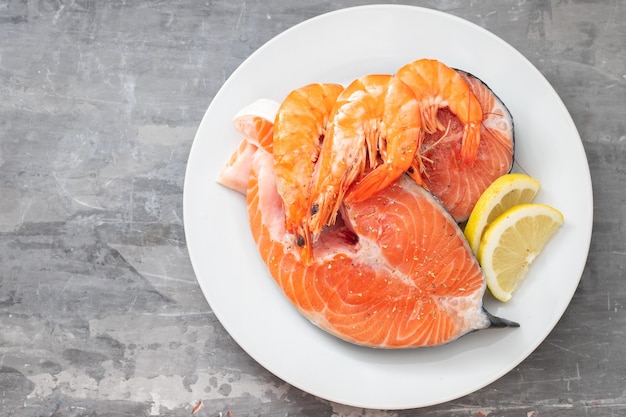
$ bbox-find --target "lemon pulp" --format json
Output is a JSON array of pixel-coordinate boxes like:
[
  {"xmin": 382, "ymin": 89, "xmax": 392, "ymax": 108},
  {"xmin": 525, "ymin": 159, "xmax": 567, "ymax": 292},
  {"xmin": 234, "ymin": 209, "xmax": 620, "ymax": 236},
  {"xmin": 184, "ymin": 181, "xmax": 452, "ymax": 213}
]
[
  {"xmin": 464, "ymin": 173, "xmax": 541, "ymax": 255},
  {"xmin": 477, "ymin": 203, "xmax": 564, "ymax": 302}
]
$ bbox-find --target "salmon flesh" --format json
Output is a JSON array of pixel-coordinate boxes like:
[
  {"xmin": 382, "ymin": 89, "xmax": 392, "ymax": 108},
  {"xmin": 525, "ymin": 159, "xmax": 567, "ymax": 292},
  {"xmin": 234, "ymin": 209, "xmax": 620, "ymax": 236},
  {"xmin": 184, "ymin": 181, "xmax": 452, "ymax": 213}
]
[{"xmin": 247, "ymin": 149, "xmax": 517, "ymax": 348}]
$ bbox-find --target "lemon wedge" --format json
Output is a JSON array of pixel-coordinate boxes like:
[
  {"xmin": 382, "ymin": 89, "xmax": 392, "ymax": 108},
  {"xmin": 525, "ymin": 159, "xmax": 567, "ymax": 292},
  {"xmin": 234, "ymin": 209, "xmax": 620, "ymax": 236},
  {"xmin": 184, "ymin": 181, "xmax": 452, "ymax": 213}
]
[
  {"xmin": 464, "ymin": 173, "xmax": 541, "ymax": 255},
  {"xmin": 478, "ymin": 204, "xmax": 564, "ymax": 302}
]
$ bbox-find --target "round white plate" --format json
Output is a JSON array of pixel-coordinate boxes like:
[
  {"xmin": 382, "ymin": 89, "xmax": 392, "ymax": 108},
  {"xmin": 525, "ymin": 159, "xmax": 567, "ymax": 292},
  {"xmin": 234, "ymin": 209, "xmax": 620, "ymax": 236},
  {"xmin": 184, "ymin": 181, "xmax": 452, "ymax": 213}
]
[{"xmin": 183, "ymin": 5, "xmax": 593, "ymax": 410}]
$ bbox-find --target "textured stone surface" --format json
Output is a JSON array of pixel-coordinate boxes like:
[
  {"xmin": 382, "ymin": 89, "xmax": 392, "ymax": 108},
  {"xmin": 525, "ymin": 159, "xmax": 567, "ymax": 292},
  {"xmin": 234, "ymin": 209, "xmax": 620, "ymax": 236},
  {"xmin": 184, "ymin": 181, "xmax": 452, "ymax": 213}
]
[{"xmin": 1, "ymin": 1, "xmax": 625, "ymax": 416}]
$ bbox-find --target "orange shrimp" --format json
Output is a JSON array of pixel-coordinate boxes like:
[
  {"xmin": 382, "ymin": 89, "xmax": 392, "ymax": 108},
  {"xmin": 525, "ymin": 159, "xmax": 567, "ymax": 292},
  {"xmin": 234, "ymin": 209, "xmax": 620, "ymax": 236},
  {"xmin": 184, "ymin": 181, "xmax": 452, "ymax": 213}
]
[
  {"xmin": 272, "ymin": 83, "xmax": 344, "ymax": 262},
  {"xmin": 307, "ymin": 74, "xmax": 421, "ymax": 237},
  {"xmin": 396, "ymin": 58, "xmax": 483, "ymax": 165},
  {"xmin": 345, "ymin": 77, "xmax": 424, "ymax": 203}
]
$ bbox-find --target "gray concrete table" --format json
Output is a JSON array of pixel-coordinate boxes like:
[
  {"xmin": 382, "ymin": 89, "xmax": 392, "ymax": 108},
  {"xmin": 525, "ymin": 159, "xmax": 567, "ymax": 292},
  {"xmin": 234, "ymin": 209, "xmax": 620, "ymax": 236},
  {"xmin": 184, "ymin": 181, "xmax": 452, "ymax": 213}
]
[{"xmin": 1, "ymin": 1, "xmax": 624, "ymax": 416}]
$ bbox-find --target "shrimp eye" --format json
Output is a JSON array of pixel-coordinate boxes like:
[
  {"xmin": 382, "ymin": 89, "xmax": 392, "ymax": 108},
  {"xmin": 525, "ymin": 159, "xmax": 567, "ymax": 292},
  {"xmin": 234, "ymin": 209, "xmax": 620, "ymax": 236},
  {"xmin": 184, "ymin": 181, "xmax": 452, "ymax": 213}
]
[
  {"xmin": 311, "ymin": 204, "xmax": 319, "ymax": 216},
  {"xmin": 296, "ymin": 235, "xmax": 305, "ymax": 247}
]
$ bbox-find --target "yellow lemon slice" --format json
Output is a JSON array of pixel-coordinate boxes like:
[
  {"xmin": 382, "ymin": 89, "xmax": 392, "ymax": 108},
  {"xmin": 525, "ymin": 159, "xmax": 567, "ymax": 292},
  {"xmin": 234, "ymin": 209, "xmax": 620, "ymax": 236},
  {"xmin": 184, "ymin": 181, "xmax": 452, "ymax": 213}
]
[
  {"xmin": 478, "ymin": 204, "xmax": 564, "ymax": 302},
  {"xmin": 464, "ymin": 173, "xmax": 541, "ymax": 255}
]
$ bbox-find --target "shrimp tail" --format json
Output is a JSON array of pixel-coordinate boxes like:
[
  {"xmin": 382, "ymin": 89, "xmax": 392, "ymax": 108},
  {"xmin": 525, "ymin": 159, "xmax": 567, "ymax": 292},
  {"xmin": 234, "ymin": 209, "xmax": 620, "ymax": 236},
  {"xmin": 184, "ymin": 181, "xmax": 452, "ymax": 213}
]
[
  {"xmin": 347, "ymin": 165, "xmax": 407, "ymax": 203},
  {"xmin": 461, "ymin": 122, "xmax": 480, "ymax": 164}
]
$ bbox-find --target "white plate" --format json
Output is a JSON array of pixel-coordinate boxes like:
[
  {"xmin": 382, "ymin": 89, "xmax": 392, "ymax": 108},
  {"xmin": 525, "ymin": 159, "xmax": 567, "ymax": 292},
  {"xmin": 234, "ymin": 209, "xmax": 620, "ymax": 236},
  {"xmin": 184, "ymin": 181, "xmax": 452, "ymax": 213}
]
[{"xmin": 183, "ymin": 5, "xmax": 593, "ymax": 410}]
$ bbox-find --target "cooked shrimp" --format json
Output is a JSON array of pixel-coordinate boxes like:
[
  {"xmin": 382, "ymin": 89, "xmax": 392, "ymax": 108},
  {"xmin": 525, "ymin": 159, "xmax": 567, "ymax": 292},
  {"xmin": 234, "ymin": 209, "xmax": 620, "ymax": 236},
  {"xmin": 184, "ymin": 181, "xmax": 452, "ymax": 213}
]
[
  {"xmin": 397, "ymin": 58, "xmax": 483, "ymax": 164},
  {"xmin": 273, "ymin": 83, "xmax": 344, "ymax": 262},
  {"xmin": 416, "ymin": 70, "xmax": 515, "ymax": 222},
  {"xmin": 345, "ymin": 77, "xmax": 423, "ymax": 203},
  {"xmin": 308, "ymin": 74, "xmax": 421, "ymax": 236}
]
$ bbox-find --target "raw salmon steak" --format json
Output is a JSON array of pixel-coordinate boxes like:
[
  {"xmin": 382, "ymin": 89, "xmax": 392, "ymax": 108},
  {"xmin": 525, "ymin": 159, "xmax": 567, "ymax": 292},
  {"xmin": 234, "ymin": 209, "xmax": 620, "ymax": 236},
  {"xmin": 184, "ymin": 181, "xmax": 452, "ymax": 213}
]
[
  {"xmin": 247, "ymin": 149, "xmax": 516, "ymax": 348},
  {"xmin": 420, "ymin": 71, "xmax": 515, "ymax": 222}
]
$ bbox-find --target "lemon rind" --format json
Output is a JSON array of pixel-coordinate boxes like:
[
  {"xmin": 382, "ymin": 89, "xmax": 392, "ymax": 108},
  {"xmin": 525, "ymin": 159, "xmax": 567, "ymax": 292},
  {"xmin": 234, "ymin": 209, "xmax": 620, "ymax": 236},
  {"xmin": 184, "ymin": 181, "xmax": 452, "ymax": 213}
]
[{"xmin": 465, "ymin": 173, "xmax": 541, "ymax": 255}]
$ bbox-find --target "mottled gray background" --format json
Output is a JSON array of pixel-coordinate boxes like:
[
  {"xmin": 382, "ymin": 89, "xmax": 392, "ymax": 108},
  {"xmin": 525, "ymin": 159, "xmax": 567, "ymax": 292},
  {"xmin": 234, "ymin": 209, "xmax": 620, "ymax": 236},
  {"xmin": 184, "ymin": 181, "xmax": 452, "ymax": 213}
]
[{"xmin": 1, "ymin": 1, "xmax": 624, "ymax": 416}]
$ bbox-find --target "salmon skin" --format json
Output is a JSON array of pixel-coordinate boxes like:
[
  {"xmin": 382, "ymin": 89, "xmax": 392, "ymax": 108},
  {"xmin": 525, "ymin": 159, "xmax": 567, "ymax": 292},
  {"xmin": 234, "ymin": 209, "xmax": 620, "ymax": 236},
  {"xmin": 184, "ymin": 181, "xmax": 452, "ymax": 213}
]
[
  {"xmin": 419, "ymin": 71, "xmax": 515, "ymax": 222},
  {"xmin": 247, "ymin": 149, "xmax": 517, "ymax": 348}
]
